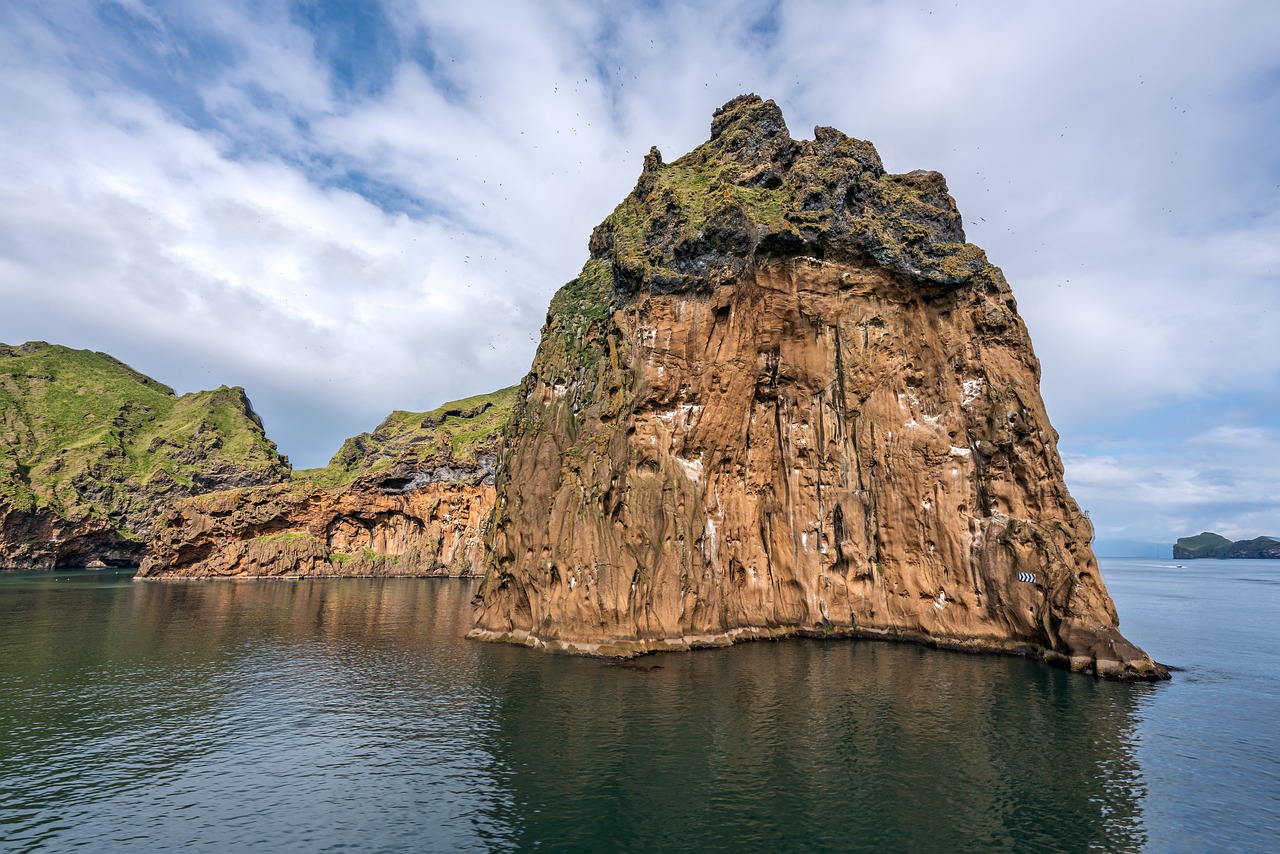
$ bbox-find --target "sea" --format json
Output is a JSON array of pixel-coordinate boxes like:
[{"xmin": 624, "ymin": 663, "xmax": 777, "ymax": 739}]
[{"xmin": 0, "ymin": 558, "xmax": 1276, "ymax": 853}]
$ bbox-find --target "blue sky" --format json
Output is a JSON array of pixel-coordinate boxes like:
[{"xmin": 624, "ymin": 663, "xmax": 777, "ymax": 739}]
[{"xmin": 1, "ymin": 0, "xmax": 1277, "ymax": 553}]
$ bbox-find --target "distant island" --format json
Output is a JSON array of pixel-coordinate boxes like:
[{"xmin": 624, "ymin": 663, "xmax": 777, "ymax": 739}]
[{"xmin": 1174, "ymin": 532, "xmax": 1280, "ymax": 559}]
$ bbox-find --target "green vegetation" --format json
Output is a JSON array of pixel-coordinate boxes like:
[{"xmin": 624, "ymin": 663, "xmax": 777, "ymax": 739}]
[
  {"xmin": 0, "ymin": 342, "xmax": 288, "ymax": 539},
  {"xmin": 1174, "ymin": 531, "xmax": 1233, "ymax": 558},
  {"xmin": 249, "ymin": 531, "xmax": 319, "ymax": 545},
  {"xmin": 293, "ymin": 385, "xmax": 518, "ymax": 486},
  {"xmin": 1175, "ymin": 532, "xmax": 1280, "ymax": 560},
  {"xmin": 585, "ymin": 94, "xmax": 985, "ymax": 302}
]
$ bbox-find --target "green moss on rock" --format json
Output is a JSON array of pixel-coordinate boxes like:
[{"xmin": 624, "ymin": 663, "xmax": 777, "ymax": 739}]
[
  {"xmin": 585, "ymin": 94, "xmax": 986, "ymax": 301},
  {"xmin": 0, "ymin": 341, "xmax": 290, "ymax": 566}
]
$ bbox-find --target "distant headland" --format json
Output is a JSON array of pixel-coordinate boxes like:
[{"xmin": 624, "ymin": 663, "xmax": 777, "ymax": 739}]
[{"xmin": 1174, "ymin": 532, "xmax": 1280, "ymax": 560}]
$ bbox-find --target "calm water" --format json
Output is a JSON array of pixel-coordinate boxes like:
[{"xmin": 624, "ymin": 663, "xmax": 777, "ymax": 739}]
[{"xmin": 0, "ymin": 559, "xmax": 1276, "ymax": 853}]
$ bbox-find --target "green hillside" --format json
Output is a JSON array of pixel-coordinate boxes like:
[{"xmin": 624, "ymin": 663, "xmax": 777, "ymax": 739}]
[
  {"xmin": 1174, "ymin": 531, "xmax": 1280, "ymax": 560},
  {"xmin": 294, "ymin": 385, "xmax": 518, "ymax": 487},
  {"xmin": 0, "ymin": 341, "xmax": 289, "ymax": 565}
]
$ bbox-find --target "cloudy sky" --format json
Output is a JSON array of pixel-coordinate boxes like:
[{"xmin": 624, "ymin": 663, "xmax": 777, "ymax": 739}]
[{"xmin": 2, "ymin": 1, "xmax": 1277, "ymax": 554}]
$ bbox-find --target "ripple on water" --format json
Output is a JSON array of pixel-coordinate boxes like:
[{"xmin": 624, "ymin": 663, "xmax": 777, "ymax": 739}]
[{"xmin": 1, "ymin": 568, "xmax": 1277, "ymax": 852}]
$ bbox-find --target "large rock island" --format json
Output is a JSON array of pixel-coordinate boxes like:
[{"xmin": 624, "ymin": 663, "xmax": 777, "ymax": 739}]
[
  {"xmin": 0, "ymin": 342, "xmax": 288, "ymax": 568},
  {"xmin": 137, "ymin": 388, "xmax": 514, "ymax": 578},
  {"xmin": 470, "ymin": 95, "xmax": 1167, "ymax": 680}
]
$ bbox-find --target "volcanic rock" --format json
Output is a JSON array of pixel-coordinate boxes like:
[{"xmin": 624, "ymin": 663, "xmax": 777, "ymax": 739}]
[
  {"xmin": 0, "ymin": 342, "xmax": 288, "ymax": 568},
  {"xmin": 137, "ymin": 388, "xmax": 515, "ymax": 578},
  {"xmin": 470, "ymin": 95, "xmax": 1167, "ymax": 680}
]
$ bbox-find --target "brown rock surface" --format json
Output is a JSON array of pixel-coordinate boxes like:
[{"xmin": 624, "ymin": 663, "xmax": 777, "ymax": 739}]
[
  {"xmin": 470, "ymin": 96, "xmax": 1167, "ymax": 680},
  {"xmin": 137, "ymin": 388, "xmax": 515, "ymax": 579},
  {"xmin": 136, "ymin": 476, "xmax": 494, "ymax": 579}
]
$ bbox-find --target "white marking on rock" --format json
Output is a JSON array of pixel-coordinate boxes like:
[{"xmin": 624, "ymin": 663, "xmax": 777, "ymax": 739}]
[
  {"xmin": 704, "ymin": 517, "xmax": 719, "ymax": 566},
  {"xmin": 962, "ymin": 378, "xmax": 984, "ymax": 408},
  {"xmin": 949, "ymin": 446, "xmax": 971, "ymax": 458},
  {"xmin": 674, "ymin": 455, "xmax": 703, "ymax": 484}
]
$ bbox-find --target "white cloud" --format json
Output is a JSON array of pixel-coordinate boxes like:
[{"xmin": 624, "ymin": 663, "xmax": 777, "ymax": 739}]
[{"xmin": 0, "ymin": 0, "xmax": 1277, "ymax": 546}]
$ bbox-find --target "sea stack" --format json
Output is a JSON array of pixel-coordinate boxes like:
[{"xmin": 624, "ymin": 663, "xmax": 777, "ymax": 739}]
[{"xmin": 470, "ymin": 95, "xmax": 1166, "ymax": 680}]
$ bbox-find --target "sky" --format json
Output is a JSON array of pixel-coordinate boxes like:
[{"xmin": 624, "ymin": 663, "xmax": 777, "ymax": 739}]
[{"xmin": 1, "ymin": 1, "xmax": 1277, "ymax": 555}]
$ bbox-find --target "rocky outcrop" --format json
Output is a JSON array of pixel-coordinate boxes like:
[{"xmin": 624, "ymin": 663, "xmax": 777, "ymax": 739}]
[
  {"xmin": 136, "ymin": 475, "xmax": 494, "ymax": 579},
  {"xmin": 137, "ymin": 388, "xmax": 515, "ymax": 578},
  {"xmin": 1175, "ymin": 532, "xmax": 1280, "ymax": 559},
  {"xmin": 0, "ymin": 342, "xmax": 289, "ymax": 568},
  {"xmin": 470, "ymin": 95, "xmax": 1167, "ymax": 680}
]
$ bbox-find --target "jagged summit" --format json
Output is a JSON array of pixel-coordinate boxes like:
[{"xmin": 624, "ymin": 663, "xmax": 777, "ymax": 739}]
[
  {"xmin": 588, "ymin": 94, "xmax": 980, "ymax": 301},
  {"xmin": 472, "ymin": 97, "xmax": 1166, "ymax": 680}
]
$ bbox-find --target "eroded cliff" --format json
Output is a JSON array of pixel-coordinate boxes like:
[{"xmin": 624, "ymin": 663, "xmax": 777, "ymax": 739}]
[
  {"xmin": 470, "ymin": 95, "xmax": 1167, "ymax": 680},
  {"xmin": 0, "ymin": 342, "xmax": 288, "ymax": 568},
  {"xmin": 137, "ymin": 388, "xmax": 514, "ymax": 578}
]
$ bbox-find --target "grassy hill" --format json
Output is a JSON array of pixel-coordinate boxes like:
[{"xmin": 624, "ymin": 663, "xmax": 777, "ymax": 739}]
[
  {"xmin": 0, "ymin": 341, "xmax": 289, "ymax": 566},
  {"xmin": 1174, "ymin": 531, "xmax": 1280, "ymax": 560},
  {"xmin": 139, "ymin": 385, "xmax": 520, "ymax": 578},
  {"xmin": 293, "ymin": 386, "xmax": 518, "ymax": 487}
]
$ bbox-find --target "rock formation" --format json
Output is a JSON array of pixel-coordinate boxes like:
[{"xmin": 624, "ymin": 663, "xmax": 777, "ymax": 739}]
[
  {"xmin": 470, "ymin": 95, "xmax": 1167, "ymax": 680},
  {"xmin": 0, "ymin": 342, "xmax": 288, "ymax": 568},
  {"xmin": 1174, "ymin": 532, "xmax": 1280, "ymax": 559},
  {"xmin": 137, "ymin": 388, "xmax": 515, "ymax": 578}
]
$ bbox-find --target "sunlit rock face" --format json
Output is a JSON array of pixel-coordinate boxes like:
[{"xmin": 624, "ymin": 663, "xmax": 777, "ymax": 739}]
[
  {"xmin": 137, "ymin": 478, "xmax": 494, "ymax": 579},
  {"xmin": 471, "ymin": 95, "xmax": 1166, "ymax": 680},
  {"xmin": 138, "ymin": 389, "xmax": 516, "ymax": 579}
]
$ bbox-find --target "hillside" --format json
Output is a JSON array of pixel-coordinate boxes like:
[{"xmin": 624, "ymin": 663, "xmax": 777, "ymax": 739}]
[
  {"xmin": 1174, "ymin": 532, "xmax": 1280, "ymax": 559},
  {"xmin": 0, "ymin": 342, "xmax": 288, "ymax": 567},
  {"xmin": 138, "ymin": 386, "xmax": 518, "ymax": 578}
]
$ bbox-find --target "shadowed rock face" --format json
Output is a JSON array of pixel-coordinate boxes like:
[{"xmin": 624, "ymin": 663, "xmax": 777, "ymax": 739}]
[{"xmin": 470, "ymin": 95, "xmax": 1167, "ymax": 680}]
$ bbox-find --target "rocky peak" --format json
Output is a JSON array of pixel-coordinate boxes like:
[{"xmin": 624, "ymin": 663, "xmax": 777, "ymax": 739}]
[
  {"xmin": 472, "ymin": 97, "xmax": 1167, "ymax": 680},
  {"xmin": 707, "ymin": 93, "xmax": 793, "ymax": 164},
  {"xmin": 588, "ymin": 95, "xmax": 979, "ymax": 302}
]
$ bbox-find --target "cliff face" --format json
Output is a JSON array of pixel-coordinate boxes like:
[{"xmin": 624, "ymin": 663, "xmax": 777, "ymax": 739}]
[
  {"xmin": 0, "ymin": 342, "xmax": 289, "ymax": 568},
  {"xmin": 471, "ymin": 95, "xmax": 1166, "ymax": 680},
  {"xmin": 137, "ymin": 388, "xmax": 515, "ymax": 578}
]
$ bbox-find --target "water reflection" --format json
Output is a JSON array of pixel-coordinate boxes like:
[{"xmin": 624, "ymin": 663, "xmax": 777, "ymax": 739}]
[
  {"xmin": 0, "ymin": 574, "xmax": 502, "ymax": 851},
  {"xmin": 473, "ymin": 640, "xmax": 1152, "ymax": 852},
  {"xmin": 0, "ymin": 572, "xmax": 1155, "ymax": 852}
]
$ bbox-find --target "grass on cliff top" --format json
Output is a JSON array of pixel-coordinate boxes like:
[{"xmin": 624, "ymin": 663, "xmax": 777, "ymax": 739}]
[
  {"xmin": 293, "ymin": 385, "xmax": 518, "ymax": 486},
  {"xmin": 602, "ymin": 146, "xmax": 794, "ymax": 266},
  {"xmin": 0, "ymin": 341, "xmax": 286, "ymax": 518}
]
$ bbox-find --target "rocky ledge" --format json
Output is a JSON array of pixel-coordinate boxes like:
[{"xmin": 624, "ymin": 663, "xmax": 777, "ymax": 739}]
[
  {"xmin": 137, "ymin": 388, "xmax": 514, "ymax": 579},
  {"xmin": 469, "ymin": 95, "xmax": 1168, "ymax": 680}
]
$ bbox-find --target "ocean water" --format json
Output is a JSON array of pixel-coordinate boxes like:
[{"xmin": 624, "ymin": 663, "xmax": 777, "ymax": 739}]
[{"xmin": 0, "ymin": 558, "xmax": 1275, "ymax": 853}]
